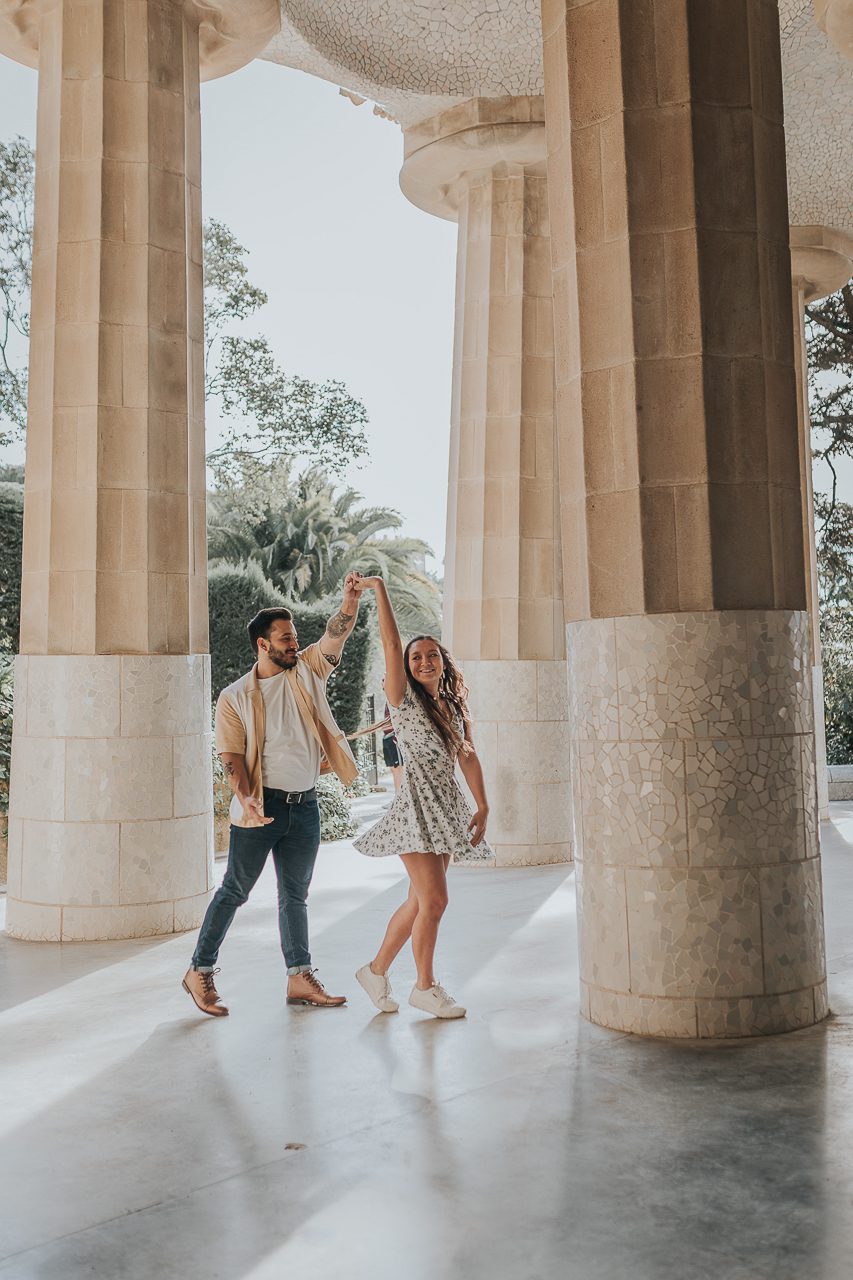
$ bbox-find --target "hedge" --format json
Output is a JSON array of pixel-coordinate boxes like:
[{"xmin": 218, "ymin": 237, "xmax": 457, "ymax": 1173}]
[
  {"xmin": 0, "ymin": 482, "xmax": 23, "ymax": 653},
  {"xmin": 208, "ymin": 559, "xmax": 372, "ymax": 735}
]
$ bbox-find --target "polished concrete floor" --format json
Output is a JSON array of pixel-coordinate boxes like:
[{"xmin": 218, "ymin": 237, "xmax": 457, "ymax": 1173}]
[{"xmin": 3, "ymin": 795, "xmax": 853, "ymax": 1280}]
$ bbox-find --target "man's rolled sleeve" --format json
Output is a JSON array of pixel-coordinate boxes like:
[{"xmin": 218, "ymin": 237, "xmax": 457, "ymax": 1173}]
[
  {"xmin": 300, "ymin": 641, "xmax": 335, "ymax": 683},
  {"xmin": 215, "ymin": 691, "xmax": 246, "ymax": 755}
]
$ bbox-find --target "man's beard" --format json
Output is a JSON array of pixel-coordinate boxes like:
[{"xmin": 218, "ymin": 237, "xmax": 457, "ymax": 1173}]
[{"xmin": 268, "ymin": 645, "xmax": 298, "ymax": 670}]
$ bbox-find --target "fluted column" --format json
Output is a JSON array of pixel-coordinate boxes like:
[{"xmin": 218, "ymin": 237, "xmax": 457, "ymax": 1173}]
[
  {"xmin": 543, "ymin": 0, "xmax": 826, "ymax": 1035},
  {"xmin": 401, "ymin": 99, "xmax": 571, "ymax": 867},
  {"xmin": 790, "ymin": 226, "xmax": 853, "ymax": 823},
  {"xmin": 2, "ymin": 0, "xmax": 279, "ymax": 941}
]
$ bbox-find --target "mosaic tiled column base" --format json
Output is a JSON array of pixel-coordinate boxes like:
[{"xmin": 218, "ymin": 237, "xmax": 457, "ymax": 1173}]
[
  {"xmin": 567, "ymin": 611, "xmax": 827, "ymax": 1038},
  {"xmin": 5, "ymin": 656, "xmax": 214, "ymax": 942},
  {"xmin": 464, "ymin": 660, "xmax": 572, "ymax": 867}
]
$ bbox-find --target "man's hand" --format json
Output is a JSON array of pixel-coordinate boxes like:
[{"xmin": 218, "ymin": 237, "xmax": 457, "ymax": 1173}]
[
  {"xmin": 341, "ymin": 571, "xmax": 361, "ymax": 613},
  {"xmin": 242, "ymin": 795, "xmax": 273, "ymax": 827},
  {"xmin": 352, "ymin": 574, "xmax": 382, "ymax": 593}
]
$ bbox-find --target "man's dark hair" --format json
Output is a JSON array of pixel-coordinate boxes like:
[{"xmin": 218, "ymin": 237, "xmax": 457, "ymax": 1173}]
[{"xmin": 248, "ymin": 607, "xmax": 294, "ymax": 653}]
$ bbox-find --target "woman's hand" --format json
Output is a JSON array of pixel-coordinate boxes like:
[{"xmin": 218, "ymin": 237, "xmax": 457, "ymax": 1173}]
[
  {"xmin": 353, "ymin": 574, "xmax": 383, "ymax": 592},
  {"xmin": 468, "ymin": 805, "xmax": 489, "ymax": 846}
]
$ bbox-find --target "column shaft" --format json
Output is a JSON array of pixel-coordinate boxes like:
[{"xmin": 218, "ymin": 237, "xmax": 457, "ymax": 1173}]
[
  {"xmin": 543, "ymin": 0, "xmax": 827, "ymax": 1035},
  {"xmin": 6, "ymin": 0, "xmax": 213, "ymax": 941},
  {"xmin": 402, "ymin": 99, "xmax": 572, "ymax": 866}
]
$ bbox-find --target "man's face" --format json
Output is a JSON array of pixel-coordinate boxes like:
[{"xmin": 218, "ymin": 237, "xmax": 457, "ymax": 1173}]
[{"xmin": 260, "ymin": 620, "xmax": 299, "ymax": 670}]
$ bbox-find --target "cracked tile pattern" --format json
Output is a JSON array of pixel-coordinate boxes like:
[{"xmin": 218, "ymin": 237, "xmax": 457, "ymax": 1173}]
[
  {"xmin": 6, "ymin": 655, "xmax": 213, "ymax": 942},
  {"xmin": 568, "ymin": 610, "xmax": 826, "ymax": 1037},
  {"xmin": 578, "ymin": 740, "xmax": 687, "ymax": 868},
  {"xmin": 685, "ymin": 738, "xmax": 807, "ymax": 867}
]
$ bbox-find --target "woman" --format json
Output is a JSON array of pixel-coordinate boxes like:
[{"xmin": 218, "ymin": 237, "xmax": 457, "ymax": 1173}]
[{"xmin": 352, "ymin": 574, "xmax": 493, "ymax": 1019}]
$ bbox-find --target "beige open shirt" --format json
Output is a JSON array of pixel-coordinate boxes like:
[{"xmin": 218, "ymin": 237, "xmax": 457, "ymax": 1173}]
[{"xmin": 215, "ymin": 643, "xmax": 358, "ymax": 828}]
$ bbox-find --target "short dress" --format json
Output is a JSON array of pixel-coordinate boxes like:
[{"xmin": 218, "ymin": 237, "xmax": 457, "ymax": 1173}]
[{"xmin": 353, "ymin": 686, "xmax": 495, "ymax": 864}]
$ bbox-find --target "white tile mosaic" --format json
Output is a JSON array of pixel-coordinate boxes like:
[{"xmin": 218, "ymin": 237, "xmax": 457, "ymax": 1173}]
[
  {"xmin": 625, "ymin": 866, "xmax": 764, "ymax": 999},
  {"xmin": 585, "ymin": 986, "xmax": 699, "ymax": 1038},
  {"xmin": 760, "ymin": 859, "xmax": 826, "ymax": 993},
  {"xmin": 61, "ymin": 901, "xmax": 176, "ymax": 942},
  {"xmin": 121, "ymin": 654, "xmax": 210, "ymax": 738},
  {"xmin": 23, "ymin": 656, "xmax": 121, "ymax": 738},
  {"xmin": 120, "ymin": 815, "xmax": 210, "ymax": 904},
  {"xmin": 173, "ymin": 731, "xmax": 214, "ymax": 819},
  {"xmin": 569, "ymin": 610, "xmax": 823, "ymax": 1036},
  {"xmin": 4, "ymin": 899, "xmax": 62, "ymax": 942},
  {"xmin": 21, "ymin": 819, "xmax": 120, "ymax": 906},
  {"xmin": 696, "ymin": 987, "xmax": 818, "ymax": 1038},
  {"xmin": 748, "ymin": 612, "xmax": 812, "ymax": 737},
  {"xmin": 685, "ymin": 737, "xmax": 806, "ymax": 867},
  {"xmin": 67, "ymin": 737, "xmax": 175, "ymax": 822},
  {"xmin": 577, "ymin": 739, "xmax": 688, "ymax": 868},
  {"xmin": 576, "ymin": 860, "xmax": 630, "ymax": 992},
  {"xmin": 615, "ymin": 613, "xmax": 751, "ymax": 741}
]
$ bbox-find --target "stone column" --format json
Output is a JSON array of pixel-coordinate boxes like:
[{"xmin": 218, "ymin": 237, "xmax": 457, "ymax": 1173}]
[
  {"xmin": 815, "ymin": 0, "xmax": 853, "ymax": 59},
  {"xmin": 1, "ymin": 0, "xmax": 278, "ymax": 941},
  {"xmin": 543, "ymin": 0, "xmax": 827, "ymax": 1035},
  {"xmin": 401, "ymin": 99, "xmax": 571, "ymax": 867},
  {"xmin": 790, "ymin": 226, "xmax": 853, "ymax": 822}
]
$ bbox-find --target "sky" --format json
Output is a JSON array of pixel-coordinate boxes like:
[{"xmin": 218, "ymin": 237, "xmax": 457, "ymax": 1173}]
[{"xmin": 0, "ymin": 56, "xmax": 459, "ymax": 571}]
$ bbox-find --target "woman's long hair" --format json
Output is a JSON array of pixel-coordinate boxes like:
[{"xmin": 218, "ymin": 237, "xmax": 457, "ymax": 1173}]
[{"xmin": 403, "ymin": 635, "xmax": 472, "ymax": 758}]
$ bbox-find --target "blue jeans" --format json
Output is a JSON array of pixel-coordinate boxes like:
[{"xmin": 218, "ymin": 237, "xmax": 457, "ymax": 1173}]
[{"xmin": 192, "ymin": 791, "xmax": 321, "ymax": 974}]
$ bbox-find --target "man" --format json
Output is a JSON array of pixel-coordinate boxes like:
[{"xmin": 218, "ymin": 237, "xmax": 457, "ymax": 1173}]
[{"xmin": 182, "ymin": 575, "xmax": 361, "ymax": 1016}]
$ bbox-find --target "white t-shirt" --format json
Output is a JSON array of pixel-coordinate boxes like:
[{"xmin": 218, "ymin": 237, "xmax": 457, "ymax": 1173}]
[{"xmin": 258, "ymin": 669, "xmax": 321, "ymax": 792}]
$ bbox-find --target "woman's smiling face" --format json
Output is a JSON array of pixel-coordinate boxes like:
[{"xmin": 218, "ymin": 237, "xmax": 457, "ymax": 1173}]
[{"xmin": 407, "ymin": 638, "xmax": 444, "ymax": 686}]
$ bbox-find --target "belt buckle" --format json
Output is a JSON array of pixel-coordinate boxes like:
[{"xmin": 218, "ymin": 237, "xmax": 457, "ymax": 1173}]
[{"xmin": 286, "ymin": 790, "xmax": 302, "ymax": 805}]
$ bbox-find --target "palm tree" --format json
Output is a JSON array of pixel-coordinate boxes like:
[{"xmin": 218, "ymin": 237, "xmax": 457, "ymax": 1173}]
[{"xmin": 208, "ymin": 465, "xmax": 442, "ymax": 637}]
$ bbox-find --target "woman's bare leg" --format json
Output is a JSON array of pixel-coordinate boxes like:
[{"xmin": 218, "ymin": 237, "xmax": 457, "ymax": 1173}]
[
  {"xmin": 371, "ymin": 880, "xmax": 419, "ymax": 975},
  {"xmin": 400, "ymin": 852, "xmax": 450, "ymax": 989},
  {"xmin": 390, "ymin": 765, "xmax": 403, "ymax": 792}
]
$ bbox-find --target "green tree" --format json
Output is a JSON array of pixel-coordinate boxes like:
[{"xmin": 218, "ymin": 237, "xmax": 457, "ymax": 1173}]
[
  {"xmin": 807, "ymin": 283, "xmax": 853, "ymax": 604},
  {"xmin": 0, "ymin": 139, "xmax": 369, "ymax": 476},
  {"xmin": 0, "ymin": 136, "xmax": 33, "ymax": 446},
  {"xmin": 807, "ymin": 282, "xmax": 853, "ymax": 761},
  {"xmin": 208, "ymin": 461, "xmax": 443, "ymax": 638},
  {"xmin": 202, "ymin": 218, "xmax": 369, "ymax": 485}
]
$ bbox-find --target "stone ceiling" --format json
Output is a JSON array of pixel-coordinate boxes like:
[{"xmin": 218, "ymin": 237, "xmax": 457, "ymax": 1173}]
[{"xmin": 261, "ymin": 0, "xmax": 853, "ymax": 233}]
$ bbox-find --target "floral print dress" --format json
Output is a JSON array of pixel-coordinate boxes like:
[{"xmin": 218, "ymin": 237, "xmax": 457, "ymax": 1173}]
[{"xmin": 353, "ymin": 686, "xmax": 495, "ymax": 863}]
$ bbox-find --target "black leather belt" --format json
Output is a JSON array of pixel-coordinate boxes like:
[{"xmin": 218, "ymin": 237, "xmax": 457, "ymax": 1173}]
[{"xmin": 263, "ymin": 786, "xmax": 317, "ymax": 806}]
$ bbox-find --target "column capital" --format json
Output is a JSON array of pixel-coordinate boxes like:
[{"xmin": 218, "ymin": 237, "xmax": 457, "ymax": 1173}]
[
  {"xmin": 815, "ymin": 0, "xmax": 853, "ymax": 60},
  {"xmin": 400, "ymin": 96, "xmax": 546, "ymax": 221},
  {"xmin": 0, "ymin": 0, "xmax": 279, "ymax": 81},
  {"xmin": 790, "ymin": 225, "xmax": 853, "ymax": 303}
]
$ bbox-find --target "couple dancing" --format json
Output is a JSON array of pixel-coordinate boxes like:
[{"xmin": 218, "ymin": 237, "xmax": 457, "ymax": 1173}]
[{"xmin": 182, "ymin": 571, "xmax": 493, "ymax": 1022}]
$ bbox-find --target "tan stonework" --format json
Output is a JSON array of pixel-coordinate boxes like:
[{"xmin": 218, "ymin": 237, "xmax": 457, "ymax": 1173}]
[
  {"xmin": 0, "ymin": 0, "xmax": 273, "ymax": 940},
  {"xmin": 544, "ymin": 1, "xmax": 827, "ymax": 1034},
  {"xmin": 402, "ymin": 100, "xmax": 571, "ymax": 867}
]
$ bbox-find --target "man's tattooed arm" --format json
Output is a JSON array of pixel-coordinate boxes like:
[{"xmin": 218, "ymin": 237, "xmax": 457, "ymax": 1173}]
[{"xmin": 325, "ymin": 609, "xmax": 354, "ymax": 639}]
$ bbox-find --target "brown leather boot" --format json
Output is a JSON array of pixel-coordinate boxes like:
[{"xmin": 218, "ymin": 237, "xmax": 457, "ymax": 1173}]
[
  {"xmin": 182, "ymin": 967, "xmax": 229, "ymax": 1017},
  {"xmin": 287, "ymin": 969, "xmax": 346, "ymax": 1007}
]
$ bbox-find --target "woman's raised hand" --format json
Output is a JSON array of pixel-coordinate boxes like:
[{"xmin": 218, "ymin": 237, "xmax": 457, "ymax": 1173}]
[{"xmin": 353, "ymin": 574, "xmax": 383, "ymax": 592}]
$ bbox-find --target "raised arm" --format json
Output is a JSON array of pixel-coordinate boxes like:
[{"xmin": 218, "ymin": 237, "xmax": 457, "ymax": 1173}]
[
  {"xmin": 355, "ymin": 575, "xmax": 407, "ymax": 706},
  {"xmin": 318, "ymin": 572, "xmax": 361, "ymax": 667}
]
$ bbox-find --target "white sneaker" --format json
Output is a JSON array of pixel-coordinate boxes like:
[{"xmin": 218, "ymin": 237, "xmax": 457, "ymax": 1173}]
[
  {"xmin": 409, "ymin": 982, "xmax": 466, "ymax": 1020},
  {"xmin": 355, "ymin": 963, "xmax": 399, "ymax": 1013}
]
